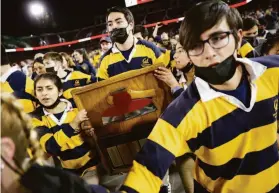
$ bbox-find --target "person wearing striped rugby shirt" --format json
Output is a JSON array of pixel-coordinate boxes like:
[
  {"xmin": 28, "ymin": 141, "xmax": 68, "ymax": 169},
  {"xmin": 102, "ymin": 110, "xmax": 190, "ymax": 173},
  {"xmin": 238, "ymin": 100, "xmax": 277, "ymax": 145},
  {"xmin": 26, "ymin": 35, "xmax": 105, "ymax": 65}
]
[{"xmin": 115, "ymin": 1, "xmax": 279, "ymax": 193}]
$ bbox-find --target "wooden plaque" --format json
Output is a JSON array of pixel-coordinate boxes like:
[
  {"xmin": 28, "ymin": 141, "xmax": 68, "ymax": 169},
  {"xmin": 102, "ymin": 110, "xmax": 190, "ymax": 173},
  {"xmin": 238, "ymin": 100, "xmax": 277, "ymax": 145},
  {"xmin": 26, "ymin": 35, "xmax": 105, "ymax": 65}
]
[{"xmin": 72, "ymin": 64, "xmax": 172, "ymax": 174}]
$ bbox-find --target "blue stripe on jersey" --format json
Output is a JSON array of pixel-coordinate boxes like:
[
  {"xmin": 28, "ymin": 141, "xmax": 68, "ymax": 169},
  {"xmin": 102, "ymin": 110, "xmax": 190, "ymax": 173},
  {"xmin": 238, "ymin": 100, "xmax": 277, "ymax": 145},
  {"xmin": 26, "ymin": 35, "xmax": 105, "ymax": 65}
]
[
  {"xmin": 62, "ymin": 78, "xmax": 88, "ymax": 91},
  {"xmin": 63, "ymin": 158, "xmax": 98, "ymax": 175},
  {"xmin": 251, "ymin": 55, "xmax": 279, "ymax": 69},
  {"xmin": 138, "ymin": 40, "xmax": 162, "ymax": 58},
  {"xmin": 13, "ymin": 90, "xmax": 36, "ymax": 101},
  {"xmin": 7, "ymin": 71, "xmax": 26, "ymax": 91},
  {"xmin": 51, "ymin": 124, "xmax": 76, "ymax": 138},
  {"xmin": 194, "ymin": 180, "xmax": 210, "ymax": 193},
  {"xmin": 187, "ymin": 95, "xmax": 278, "ymax": 152},
  {"xmin": 90, "ymin": 185, "xmax": 110, "ymax": 193},
  {"xmin": 59, "ymin": 143, "xmax": 89, "ymax": 161},
  {"xmin": 135, "ymin": 139, "xmax": 175, "ymax": 179},
  {"xmin": 161, "ymin": 82, "xmax": 200, "ymax": 128},
  {"xmin": 120, "ymin": 185, "xmax": 139, "ymax": 193},
  {"xmin": 198, "ymin": 141, "xmax": 279, "ymax": 180},
  {"xmin": 107, "ymin": 57, "xmax": 153, "ymax": 77},
  {"xmin": 45, "ymin": 136, "xmax": 61, "ymax": 155},
  {"xmin": 268, "ymin": 183, "xmax": 279, "ymax": 193}
]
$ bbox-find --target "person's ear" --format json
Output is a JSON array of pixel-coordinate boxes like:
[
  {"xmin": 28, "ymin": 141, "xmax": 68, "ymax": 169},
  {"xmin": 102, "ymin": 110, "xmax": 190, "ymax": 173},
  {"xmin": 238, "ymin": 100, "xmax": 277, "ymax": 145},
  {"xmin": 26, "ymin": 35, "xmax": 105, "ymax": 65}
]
[
  {"xmin": 1, "ymin": 137, "xmax": 15, "ymax": 162},
  {"xmin": 237, "ymin": 29, "xmax": 243, "ymax": 50}
]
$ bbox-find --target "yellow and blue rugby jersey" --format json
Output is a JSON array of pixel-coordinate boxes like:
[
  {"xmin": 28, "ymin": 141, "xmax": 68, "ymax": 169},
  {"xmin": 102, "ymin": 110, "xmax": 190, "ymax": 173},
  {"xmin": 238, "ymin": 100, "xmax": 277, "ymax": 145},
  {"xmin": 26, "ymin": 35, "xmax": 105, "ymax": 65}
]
[
  {"xmin": 1, "ymin": 67, "xmax": 36, "ymax": 113},
  {"xmin": 61, "ymin": 70, "xmax": 93, "ymax": 107},
  {"xmin": 96, "ymin": 38, "xmax": 168, "ymax": 80},
  {"xmin": 238, "ymin": 39, "xmax": 260, "ymax": 58},
  {"xmin": 30, "ymin": 99, "xmax": 98, "ymax": 176},
  {"xmin": 121, "ymin": 55, "xmax": 279, "ymax": 193}
]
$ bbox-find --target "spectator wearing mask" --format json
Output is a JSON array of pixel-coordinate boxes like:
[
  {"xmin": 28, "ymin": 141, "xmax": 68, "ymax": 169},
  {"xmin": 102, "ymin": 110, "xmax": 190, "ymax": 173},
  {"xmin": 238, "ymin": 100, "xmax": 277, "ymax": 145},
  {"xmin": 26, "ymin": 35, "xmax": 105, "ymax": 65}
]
[
  {"xmin": 120, "ymin": 1, "xmax": 279, "ymax": 192},
  {"xmin": 43, "ymin": 52, "xmax": 95, "ymax": 107},
  {"xmin": 31, "ymin": 73, "xmax": 99, "ymax": 183},
  {"xmin": 97, "ymin": 6, "xmax": 167, "ymax": 81},
  {"xmin": 72, "ymin": 49, "xmax": 96, "ymax": 76},
  {"xmin": 0, "ymin": 63, "xmax": 36, "ymax": 113}
]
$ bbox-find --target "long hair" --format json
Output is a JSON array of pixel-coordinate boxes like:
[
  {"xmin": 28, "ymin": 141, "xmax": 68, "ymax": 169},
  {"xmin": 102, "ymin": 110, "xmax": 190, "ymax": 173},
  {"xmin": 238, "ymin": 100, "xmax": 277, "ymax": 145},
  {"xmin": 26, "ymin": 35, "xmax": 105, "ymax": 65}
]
[
  {"xmin": 1, "ymin": 93, "xmax": 45, "ymax": 171},
  {"xmin": 60, "ymin": 52, "xmax": 76, "ymax": 68}
]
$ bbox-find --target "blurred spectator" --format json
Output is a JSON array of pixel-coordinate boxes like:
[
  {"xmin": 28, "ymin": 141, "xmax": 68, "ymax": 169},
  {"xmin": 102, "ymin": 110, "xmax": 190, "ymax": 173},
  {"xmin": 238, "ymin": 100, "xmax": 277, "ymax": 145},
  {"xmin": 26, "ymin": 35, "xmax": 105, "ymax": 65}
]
[
  {"xmin": 258, "ymin": 17, "xmax": 273, "ymax": 39},
  {"xmin": 34, "ymin": 53, "xmax": 44, "ymax": 60},
  {"xmin": 33, "ymin": 57, "xmax": 46, "ymax": 77},
  {"xmin": 72, "ymin": 49, "xmax": 96, "ymax": 76},
  {"xmin": 60, "ymin": 52, "xmax": 76, "ymax": 72},
  {"xmin": 265, "ymin": 6, "xmax": 278, "ymax": 34},
  {"xmin": 134, "ymin": 25, "xmax": 149, "ymax": 40},
  {"xmin": 148, "ymin": 36, "xmax": 155, "ymax": 43},
  {"xmin": 27, "ymin": 65, "xmax": 33, "ymax": 78},
  {"xmin": 261, "ymin": 35, "xmax": 279, "ymax": 55},
  {"xmin": 99, "ymin": 36, "xmax": 112, "ymax": 55}
]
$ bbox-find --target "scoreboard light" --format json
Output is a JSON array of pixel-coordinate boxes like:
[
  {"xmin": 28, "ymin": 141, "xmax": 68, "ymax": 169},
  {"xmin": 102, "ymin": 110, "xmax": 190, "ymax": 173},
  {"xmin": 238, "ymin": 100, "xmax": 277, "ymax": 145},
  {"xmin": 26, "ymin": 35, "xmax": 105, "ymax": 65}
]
[{"xmin": 125, "ymin": 0, "xmax": 154, "ymax": 7}]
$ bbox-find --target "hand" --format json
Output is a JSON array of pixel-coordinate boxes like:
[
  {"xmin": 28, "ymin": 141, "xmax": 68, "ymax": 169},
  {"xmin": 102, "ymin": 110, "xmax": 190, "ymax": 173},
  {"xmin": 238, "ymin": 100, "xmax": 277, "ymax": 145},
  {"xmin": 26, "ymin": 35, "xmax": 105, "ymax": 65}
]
[
  {"xmin": 70, "ymin": 109, "xmax": 89, "ymax": 131},
  {"xmin": 155, "ymin": 22, "xmax": 163, "ymax": 29},
  {"xmin": 154, "ymin": 67, "xmax": 179, "ymax": 89}
]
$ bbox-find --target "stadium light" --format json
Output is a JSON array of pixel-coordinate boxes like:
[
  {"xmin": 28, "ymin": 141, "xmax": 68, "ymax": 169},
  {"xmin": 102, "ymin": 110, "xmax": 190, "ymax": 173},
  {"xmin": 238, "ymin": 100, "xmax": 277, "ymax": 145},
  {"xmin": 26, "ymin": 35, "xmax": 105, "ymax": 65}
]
[{"xmin": 29, "ymin": 2, "xmax": 45, "ymax": 17}]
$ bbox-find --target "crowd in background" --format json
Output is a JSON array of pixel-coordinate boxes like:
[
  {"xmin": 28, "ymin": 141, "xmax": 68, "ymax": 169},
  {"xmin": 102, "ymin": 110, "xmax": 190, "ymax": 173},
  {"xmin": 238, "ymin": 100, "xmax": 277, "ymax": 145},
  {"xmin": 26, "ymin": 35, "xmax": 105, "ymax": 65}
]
[{"xmin": 1, "ymin": 2, "xmax": 279, "ymax": 193}]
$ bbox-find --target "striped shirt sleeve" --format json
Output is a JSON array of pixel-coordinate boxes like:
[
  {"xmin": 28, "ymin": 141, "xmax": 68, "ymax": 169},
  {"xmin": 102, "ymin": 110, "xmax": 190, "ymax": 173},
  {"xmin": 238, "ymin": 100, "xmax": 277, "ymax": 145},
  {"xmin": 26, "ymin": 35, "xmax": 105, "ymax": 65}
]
[
  {"xmin": 32, "ymin": 117, "xmax": 77, "ymax": 156},
  {"xmin": 122, "ymin": 118, "xmax": 190, "ymax": 192}
]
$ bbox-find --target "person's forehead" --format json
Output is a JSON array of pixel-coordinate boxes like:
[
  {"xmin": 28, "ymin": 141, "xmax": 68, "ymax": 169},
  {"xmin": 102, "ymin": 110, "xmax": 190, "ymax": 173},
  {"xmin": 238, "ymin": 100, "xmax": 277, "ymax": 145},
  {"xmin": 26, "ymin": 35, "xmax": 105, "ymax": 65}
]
[
  {"xmin": 108, "ymin": 12, "xmax": 126, "ymax": 22},
  {"xmin": 36, "ymin": 79, "xmax": 53, "ymax": 86},
  {"xmin": 200, "ymin": 18, "xmax": 230, "ymax": 40},
  {"xmin": 246, "ymin": 25, "xmax": 258, "ymax": 32}
]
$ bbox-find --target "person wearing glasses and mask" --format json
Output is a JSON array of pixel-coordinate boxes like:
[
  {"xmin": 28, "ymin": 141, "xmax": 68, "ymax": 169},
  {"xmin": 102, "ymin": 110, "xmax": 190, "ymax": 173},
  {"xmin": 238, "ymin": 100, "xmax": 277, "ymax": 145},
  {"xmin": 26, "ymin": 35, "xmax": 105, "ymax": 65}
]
[
  {"xmin": 119, "ymin": 1, "xmax": 279, "ymax": 193},
  {"xmin": 96, "ymin": 6, "xmax": 167, "ymax": 81}
]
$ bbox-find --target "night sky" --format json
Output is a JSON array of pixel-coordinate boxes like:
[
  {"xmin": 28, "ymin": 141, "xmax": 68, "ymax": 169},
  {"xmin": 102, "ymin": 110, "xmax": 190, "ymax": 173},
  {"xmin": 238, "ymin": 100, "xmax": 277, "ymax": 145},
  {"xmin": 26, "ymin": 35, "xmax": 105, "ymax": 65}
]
[
  {"xmin": 2, "ymin": 0, "xmax": 276, "ymax": 37},
  {"xmin": 2, "ymin": 0, "xmax": 126, "ymax": 37}
]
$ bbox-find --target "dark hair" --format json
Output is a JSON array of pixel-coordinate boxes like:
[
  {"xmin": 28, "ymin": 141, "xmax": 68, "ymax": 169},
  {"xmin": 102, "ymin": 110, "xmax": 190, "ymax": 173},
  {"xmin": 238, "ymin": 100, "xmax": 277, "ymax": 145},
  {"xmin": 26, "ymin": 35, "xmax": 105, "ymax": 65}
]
[
  {"xmin": 179, "ymin": 0, "xmax": 243, "ymax": 52},
  {"xmin": 106, "ymin": 6, "xmax": 134, "ymax": 27},
  {"xmin": 34, "ymin": 73, "xmax": 63, "ymax": 95},
  {"xmin": 134, "ymin": 25, "xmax": 149, "ymax": 38},
  {"xmin": 243, "ymin": 17, "xmax": 258, "ymax": 31},
  {"xmin": 261, "ymin": 35, "xmax": 279, "ymax": 55},
  {"xmin": 258, "ymin": 17, "xmax": 267, "ymax": 26},
  {"xmin": 33, "ymin": 57, "xmax": 44, "ymax": 66},
  {"xmin": 73, "ymin": 49, "xmax": 89, "ymax": 62}
]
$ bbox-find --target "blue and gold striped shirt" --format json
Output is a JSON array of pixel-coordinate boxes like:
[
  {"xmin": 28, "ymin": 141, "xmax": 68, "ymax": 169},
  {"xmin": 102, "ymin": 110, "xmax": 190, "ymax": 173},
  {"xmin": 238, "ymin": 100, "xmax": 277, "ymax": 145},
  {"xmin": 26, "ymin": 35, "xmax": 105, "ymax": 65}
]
[
  {"xmin": 97, "ymin": 38, "xmax": 168, "ymax": 80},
  {"xmin": 30, "ymin": 99, "xmax": 98, "ymax": 176},
  {"xmin": 1, "ymin": 67, "xmax": 36, "ymax": 113},
  {"xmin": 121, "ymin": 55, "xmax": 279, "ymax": 193},
  {"xmin": 61, "ymin": 70, "xmax": 93, "ymax": 107}
]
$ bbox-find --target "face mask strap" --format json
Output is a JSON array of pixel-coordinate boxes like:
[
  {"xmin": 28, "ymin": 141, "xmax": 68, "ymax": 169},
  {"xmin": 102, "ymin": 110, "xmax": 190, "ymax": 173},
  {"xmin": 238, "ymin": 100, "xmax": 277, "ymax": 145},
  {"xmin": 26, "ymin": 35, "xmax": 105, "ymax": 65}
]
[{"xmin": 1, "ymin": 155, "xmax": 24, "ymax": 176}]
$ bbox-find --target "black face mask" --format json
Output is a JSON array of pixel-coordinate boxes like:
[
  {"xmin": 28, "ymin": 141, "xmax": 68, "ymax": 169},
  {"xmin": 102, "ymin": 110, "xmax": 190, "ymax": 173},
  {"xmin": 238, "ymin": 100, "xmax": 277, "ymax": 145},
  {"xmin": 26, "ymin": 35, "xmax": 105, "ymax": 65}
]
[
  {"xmin": 110, "ymin": 27, "xmax": 129, "ymax": 44},
  {"xmin": 46, "ymin": 67, "xmax": 56, "ymax": 73},
  {"xmin": 245, "ymin": 36, "xmax": 256, "ymax": 46},
  {"xmin": 194, "ymin": 54, "xmax": 237, "ymax": 85},
  {"xmin": 39, "ymin": 97, "xmax": 61, "ymax": 109},
  {"xmin": 181, "ymin": 63, "xmax": 194, "ymax": 73}
]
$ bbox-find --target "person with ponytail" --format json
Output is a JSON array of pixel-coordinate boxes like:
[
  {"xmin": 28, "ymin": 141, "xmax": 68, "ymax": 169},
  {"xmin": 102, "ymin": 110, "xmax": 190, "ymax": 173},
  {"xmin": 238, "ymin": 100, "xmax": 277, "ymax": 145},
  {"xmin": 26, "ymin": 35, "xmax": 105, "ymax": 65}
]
[{"xmin": 30, "ymin": 73, "xmax": 99, "ymax": 184}]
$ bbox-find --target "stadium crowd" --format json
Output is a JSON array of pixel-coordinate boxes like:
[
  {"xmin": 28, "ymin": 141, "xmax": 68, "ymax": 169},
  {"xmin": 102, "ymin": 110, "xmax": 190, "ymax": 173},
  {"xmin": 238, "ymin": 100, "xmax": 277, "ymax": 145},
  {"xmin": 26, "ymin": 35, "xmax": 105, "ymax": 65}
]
[{"xmin": 1, "ymin": 1, "xmax": 279, "ymax": 193}]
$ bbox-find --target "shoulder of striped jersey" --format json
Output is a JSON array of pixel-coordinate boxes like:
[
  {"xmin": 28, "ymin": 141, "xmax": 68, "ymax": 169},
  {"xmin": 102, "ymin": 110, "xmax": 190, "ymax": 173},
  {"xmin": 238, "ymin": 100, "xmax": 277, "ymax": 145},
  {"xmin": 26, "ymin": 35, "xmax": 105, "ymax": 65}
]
[
  {"xmin": 29, "ymin": 106, "xmax": 44, "ymax": 121},
  {"xmin": 137, "ymin": 39, "xmax": 162, "ymax": 58},
  {"xmin": 71, "ymin": 71, "xmax": 90, "ymax": 79},
  {"xmin": 251, "ymin": 55, "xmax": 279, "ymax": 69},
  {"xmin": 161, "ymin": 82, "xmax": 201, "ymax": 128},
  {"xmin": 99, "ymin": 47, "xmax": 113, "ymax": 62}
]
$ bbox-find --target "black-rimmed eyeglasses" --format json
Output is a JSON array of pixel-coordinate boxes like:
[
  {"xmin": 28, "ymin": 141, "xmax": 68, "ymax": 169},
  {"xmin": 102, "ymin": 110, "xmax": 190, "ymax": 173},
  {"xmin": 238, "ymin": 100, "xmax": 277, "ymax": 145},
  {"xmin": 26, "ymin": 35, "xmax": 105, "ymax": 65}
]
[{"xmin": 188, "ymin": 30, "xmax": 233, "ymax": 56}]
